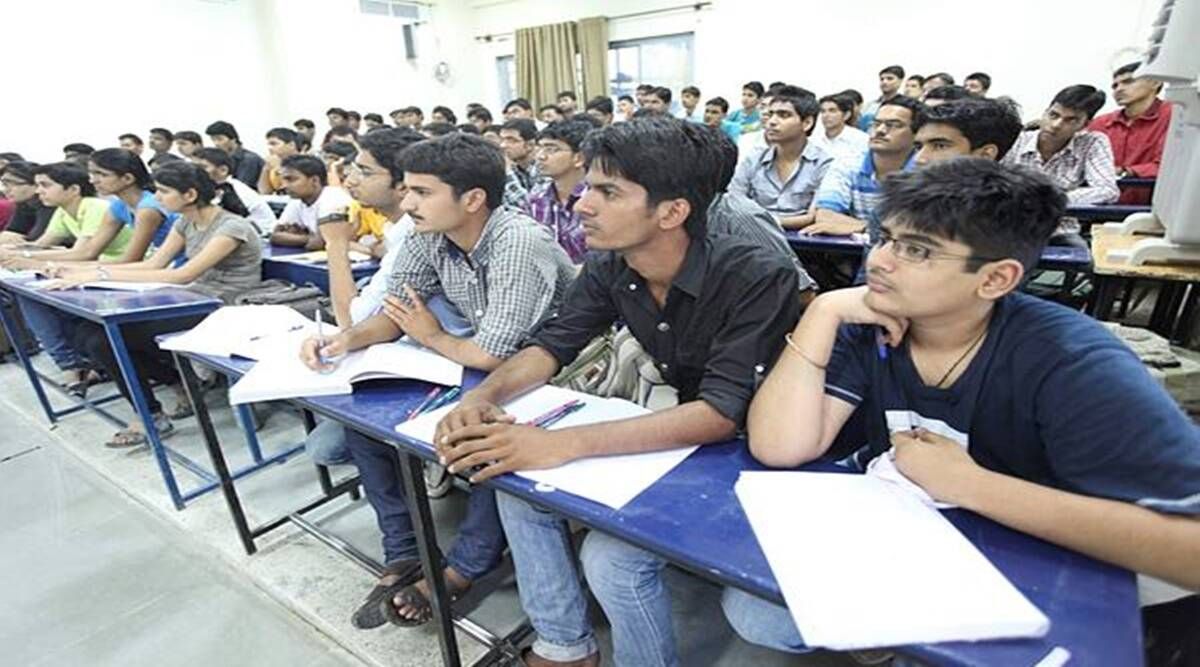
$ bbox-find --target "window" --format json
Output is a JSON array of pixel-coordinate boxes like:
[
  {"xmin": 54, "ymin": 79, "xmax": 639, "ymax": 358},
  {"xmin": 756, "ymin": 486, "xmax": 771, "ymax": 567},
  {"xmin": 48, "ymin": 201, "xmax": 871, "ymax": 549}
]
[
  {"xmin": 608, "ymin": 33, "xmax": 695, "ymax": 102},
  {"xmin": 497, "ymin": 55, "xmax": 517, "ymax": 107},
  {"xmin": 359, "ymin": 0, "xmax": 421, "ymax": 20}
]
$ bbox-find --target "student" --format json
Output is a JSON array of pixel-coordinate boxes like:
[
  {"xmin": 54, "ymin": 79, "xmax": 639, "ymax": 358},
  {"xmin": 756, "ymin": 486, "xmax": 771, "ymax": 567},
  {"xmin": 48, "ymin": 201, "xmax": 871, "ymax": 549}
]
[
  {"xmin": 118, "ymin": 133, "xmax": 144, "ymax": 157},
  {"xmin": 55, "ymin": 162, "xmax": 262, "ymax": 447},
  {"xmin": 616, "ymin": 95, "xmax": 635, "ymax": 122},
  {"xmin": 740, "ymin": 158, "xmax": 1200, "ymax": 657},
  {"xmin": 499, "ymin": 119, "xmax": 541, "ymax": 191},
  {"xmin": 635, "ymin": 83, "xmax": 655, "ymax": 107},
  {"xmin": 964, "ymin": 72, "xmax": 992, "ymax": 97},
  {"xmin": 728, "ymin": 81, "xmax": 765, "ymax": 133},
  {"xmin": 730, "ymin": 87, "xmax": 833, "ymax": 229},
  {"xmin": 206, "ymin": 120, "xmax": 265, "ymax": 188},
  {"xmin": 539, "ymin": 104, "xmax": 564, "ymax": 124},
  {"xmin": 527, "ymin": 119, "xmax": 592, "ymax": 263},
  {"xmin": 922, "ymin": 72, "xmax": 955, "ymax": 96},
  {"xmin": 421, "ymin": 122, "xmax": 456, "ymax": 139},
  {"xmin": 431, "ymin": 106, "xmax": 457, "ymax": 125},
  {"xmin": 324, "ymin": 125, "xmax": 360, "ymax": 148},
  {"xmin": 346, "ymin": 111, "xmax": 362, "ymax": 133},
  {"xmin": 147, "ymin": 128, "xmax": 181, "ymax": 168},
  {"xmin": 913, "ymin": 98, "xmax": 1023, "ymax": 167},
  {"xmin": 62, "ymin": 143, "xmax": 95, "ymax": 162},
  {"xmin": 482, "ymin": 124, "xmax": 504, "ymax": 146},
  {"xmin": 840, "ymin": 88, "xmax": 865, "ymax": 128},
  {"xmin": 271, "ymin": 154, "xmax": 352, "ymax": 249},
  {"xmin": 321, "ymin": 141, "xmax": 357, "ymax": 188},
  {"xmin": 903, "ymin": 74, "xmax": 925, "ymax": 98},
  {"xmin": 504, "ymin": 98, "xmax": 535, "ymax": 121},
  {"xmin": 583, "ymin": 97, "xmax": 614, "ymax": 126},
  {"xmin": 258, "ymin": 127, "xmax": 303, "ymax": 195},
  {"xmin": 293, "ymin": 119, "xmax": 317, "ymax": 151},
  {"xmin": 403, "ymin": 106, "xmax": 425, "ymax": 129},
  {"xmin": 703, "ymin": 97, "xmax": 742, "ymax": 142},
  {"xmin": 0, "ymin": 161, "xmax": 56, "ymax": 246},
  {"xmin": 1089, "ymin": 62, "xmax": 1173, "ymax": 204},
  {"xmin": 808, "ymin": 96, "xmax": 922, "ymax": 238},
  {"xmin": 1002, "ymin": 85, "xmax": 1119, "ymax": 205},
  {"xmin": 174, "ymin": 131, "xmax": 203, "ymax": 159},
  {"xmin": 642, "ymin": 87, "xmax": 672, "ymax": 115},
  {"xmin": 557, "ymin": 90, "xmax": 578, "ymax": 116},
  {"xmin": 327, "ymin": 107, "xmax": 349, "ymax": 128},
  {"xmin": 923, "ymin": 84, "xmax": 973, "ymax": 107},
  {"xmin": 194, "ymin": 147, "xmax": 278, "ymax": 234},
  {"xmin": 432, "ymin": 118, "xmax": 801, "ymax": 667},
  {"xmin": 389, "ymin": 109, "xmax": 406, "ymax": 128},
  {"xmin": 675, "ymin": 85, "xmax": 702, "ymax": 122},
  {"xmin": 363, "ymin": 112, "xmax": 385, "ymax": 131},
  {"xmin": 299, "ymin": 133, "xmax": 575, "ymax": 630},
  {"xmin": 813, "ymin": 93, "xmax": 870, "ymax": 161},
  {"xmin": 859, "ymin": 65, "xmax": 905, "ymax": 132},
  {"xmin": 0, "ymin": 153, "xmax": 25, "ymax": 171},
  {"xmin": 467, "ymin": 106, "xmax": 494, "ymax": 132}
]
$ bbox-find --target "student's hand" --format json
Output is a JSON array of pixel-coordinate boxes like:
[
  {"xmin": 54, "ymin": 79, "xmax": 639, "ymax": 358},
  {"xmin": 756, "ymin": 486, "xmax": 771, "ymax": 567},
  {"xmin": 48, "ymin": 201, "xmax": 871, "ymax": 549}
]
[
  {"xmin": 299, "ymin": 333, "xmax": 349, "ymax": 372},
  {"xmin": 891, "ymin": 428, "xmax": 988, "ymax": 506},
  {"xmin": 433, "ymin": 397, "xmax": 515, "ymax": 455},
  {"xmin": 439, "ymin": 423, "xmax": 573, "ymax": 483},
  {"xmin": 317, "ymin": 218, "xmax": 356, "ymax": 247},
  {"xmin": 814, "ymin": 286, "xmax": 909, "ymax": 347},
  {"xmin": 43, "ymin": 269, "xmax": 96, "ymax": 290},
  {"xmin": 382, "ymin": 286, "xmax": 443, "ymax": 347},
  {"xmin": 801, "ymin": 219, "xmax": 865, "ymax": 236}
]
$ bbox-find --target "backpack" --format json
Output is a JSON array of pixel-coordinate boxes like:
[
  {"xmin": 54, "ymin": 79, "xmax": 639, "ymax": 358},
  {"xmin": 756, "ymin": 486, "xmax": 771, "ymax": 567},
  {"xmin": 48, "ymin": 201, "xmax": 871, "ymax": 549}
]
[{"xmin": 232, "ymin": 279, "xmax": 331, "ymax": 320}]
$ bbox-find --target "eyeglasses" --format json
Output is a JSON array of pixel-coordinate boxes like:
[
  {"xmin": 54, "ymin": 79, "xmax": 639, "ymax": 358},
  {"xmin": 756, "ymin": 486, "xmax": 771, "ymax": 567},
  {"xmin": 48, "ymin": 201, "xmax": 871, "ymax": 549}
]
[
  {"xmin": 872, "ymin": 229, "xmax": 1000, "ymax": 265},
  {"xmin": 869, "ymin": 119, "xmax": 910, "ymax": 132}
]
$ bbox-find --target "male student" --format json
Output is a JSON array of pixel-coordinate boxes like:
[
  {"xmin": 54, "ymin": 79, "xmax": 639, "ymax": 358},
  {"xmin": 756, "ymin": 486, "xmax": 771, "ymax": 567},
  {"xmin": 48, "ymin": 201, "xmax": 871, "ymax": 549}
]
[
  {"xmin": 903, "ymin": 74, "xmax": 925, "ymax": 98},
  {"xmin": 403, "ymin": 106, "xmax": 425, "ymax": 129},
  {"xmin": 964, "ymin": 72, "xmax": 991, "ymax": 97},
  {"xmin": 556, "ymin": 91, "xmax": 578, "ymax": 117},
  {"xmin": 1002, "ymin": 85, "xmax": 1119, "ymax": 205},
  {"xmin": 729, "ymin": 88, "xmax": 833, "ymax": 229},
  {"xmin": 206, "ymin": 120, "xmax": 265, "ymax": 188},
  {"xmin": 147, "ymin": 128, "xmax": 181, "ymax": 168},
  {"xmin": 174, "ymin": 131, "xmax": 203, "ymax": 159},
  {"xmin": 431, "ymin": 106, "xmax": 457, "ymax": 125},
  {"xmin": 467, "ymin": 107, "xmax": 494, "ymax": 132},
  {"xmin": 729, "ymin": 81, "xmax": 765, "ymax": 133},
  {"xmin": 616, "ymin": 95, "xmax": 635, "ymax": 122},
  {"xmin": 922, "ymin": 72, "xmax": 955, "ymax": 96},
  {"xmin": 62, "ymin": 143, "xmax": 94, "ymax": 162},
  {"xmin": 432, "ymin": 119, "xmax": 802, "ymax": 667},
  {"xmin": 539, "ymin": 105, "xmax": 564, "ymax": 125},
  {"xmin": 194, "ymin": 147, "xmax": 278, "ymax": 234},
  {"xmin": 913, "ymin": 98, "xmax": 1023, "ymax": 167},
  {"xmin": 923, "ymin": 85, "xmax": 973, "ymax": 107},
  {"xmin": 703, "ymin": 97, "xmax": 742, "ymax": 142},
  {"xmin": 499, "ymin": 119, "xmax": 541, "ymax": 191},
  {"xmin": 675, "ymin": 86, "xmax": 702, "ymax": 122},
  {"xmin": 859, "ymin": 65, "xmax": 905, "ymax": 132},
  {"xmin": 813, "ymin": 93, "xmax": 870, "ymax": 161},
  {"xmin": 118, "ymin": 133, "xmax": 144, "ymax": 157},
  {"xmin": 346, "ymin": 111, "xmax": 363, "ymax": 133},
  {"xmin": 258, "ymin": 127, "xmax": 303, "ymax": 195},
  {"xmin": 642, "ymin": 87, "xmax": 672, "ymax": 115},
  {"xmin": 527, "ymin": 119, "xmax": 592, "ymax": 263},
  {"xmin": 504, "ymin": 98, "xmax": 535, "ymax": 122},
  {"xmin": 739, "ymin": 157, "xmax": 1200, "ymax": 659},
  {"xmin": 635, "ymin": 83, "xmax": 655, "ymax": 107},
  {"xmin": 1089, "ymin": 62, "xmax": 1174, "ymax": 204},
  {"xmin": 583, "ymin": 97, "xmax": 614, "ymax": 126},
  {"xmin": 807, "ymin": 96, "xmax": 922, "ymax": 238},
  {"xmin": 271, "ymin": 154, "xmax": 353, "ymax": 249},
  {"xmin": 363, "ymin": 113, "xmax": 385, "ymax": 131},
  {"xmin": 299, "ymin": 133, "xmax": 576, "ymax": 629},
  {"xmin": 327, "ymin": 107, "xmax": 349, "ymax": 128}
]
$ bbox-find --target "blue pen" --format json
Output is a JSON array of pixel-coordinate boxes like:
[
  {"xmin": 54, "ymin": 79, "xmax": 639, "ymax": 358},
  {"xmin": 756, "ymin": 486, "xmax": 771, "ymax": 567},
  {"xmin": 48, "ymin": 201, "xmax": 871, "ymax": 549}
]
[
  {"xmin": 423, "ymin": 386, "xmax": 461, "ymax": 414},
  {"xmin": 406, "ymin": 386, "xmax": 443, "ymax": 419}
]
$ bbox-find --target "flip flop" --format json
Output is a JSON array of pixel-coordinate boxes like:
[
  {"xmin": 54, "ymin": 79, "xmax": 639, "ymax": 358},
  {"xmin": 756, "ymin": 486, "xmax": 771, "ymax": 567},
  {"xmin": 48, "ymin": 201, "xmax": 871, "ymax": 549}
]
[
  {"xmin": 350, "ymin": 558, "xmax": 424, "ymax": 630},
  {"xmin": 104, "ymin": 415, "xmax": 175, "ymax": 449},
  {"xmin": 166, "ymin": 401, "xmax": 194, "ymax": 420},
  {"xmin": 380, "ymin": 577, "xmax": 470, "ymax": 628}
]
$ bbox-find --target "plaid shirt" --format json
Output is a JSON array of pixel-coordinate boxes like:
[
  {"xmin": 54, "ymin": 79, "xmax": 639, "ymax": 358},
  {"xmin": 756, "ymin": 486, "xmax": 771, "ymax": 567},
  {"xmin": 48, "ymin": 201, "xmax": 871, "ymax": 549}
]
[
  {"xmin": 527, "ymin": 179, "xmax": 589, "ymax": 263},
  {"xmin": 387, "ymin": 207, "xmax": 577, "ymax": 358},
  {"xmin": 1002, "ymin": 130, "xmax": 1119, "ymax": 205},
  {"xmin": 708, "ymin": 192, "xmax": 816, "ymax": 291},
  {"xmin": 503, "ymin": 169, "xmax": 531, "ymax": 215}
]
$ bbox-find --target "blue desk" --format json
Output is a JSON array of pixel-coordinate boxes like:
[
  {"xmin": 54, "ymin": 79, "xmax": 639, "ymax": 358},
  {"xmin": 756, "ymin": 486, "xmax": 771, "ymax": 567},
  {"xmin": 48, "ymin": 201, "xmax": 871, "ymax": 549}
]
[
  {"xmin": 174, "ymin": 349, "xmax": 1142, "ymax": 667},
  {"xmin": 1064, "ymin": 205, "xmax": 1150, "ymax": 223},
  {"xmin": 261, "ymin": 245, "xmax": 380, "ymax": 294}
]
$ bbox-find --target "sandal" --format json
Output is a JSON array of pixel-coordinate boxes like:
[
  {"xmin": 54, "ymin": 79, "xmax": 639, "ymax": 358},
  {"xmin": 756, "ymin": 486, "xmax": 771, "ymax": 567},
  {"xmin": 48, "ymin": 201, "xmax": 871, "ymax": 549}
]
[
  {"xmin": 104, "ymin": 414, "xmax": 175, "ymax": 449},
  {"xmin": 380, "ymin": 574, "xmax": 471, "ymax": 628},
  {"xmin": 166, "ymin": 402, "xmax": 194, "ymax": 420},
  {"xmin": 350, "ymin": 559, "xmax": 424, "ymax": 630}
]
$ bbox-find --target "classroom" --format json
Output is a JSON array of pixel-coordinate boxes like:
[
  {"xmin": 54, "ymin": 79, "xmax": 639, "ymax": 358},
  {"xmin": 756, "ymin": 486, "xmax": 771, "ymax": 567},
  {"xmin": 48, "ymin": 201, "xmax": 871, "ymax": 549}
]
[{"xmin": 1, "ymin": 0, "xmax": 1197, "ymax": 665}]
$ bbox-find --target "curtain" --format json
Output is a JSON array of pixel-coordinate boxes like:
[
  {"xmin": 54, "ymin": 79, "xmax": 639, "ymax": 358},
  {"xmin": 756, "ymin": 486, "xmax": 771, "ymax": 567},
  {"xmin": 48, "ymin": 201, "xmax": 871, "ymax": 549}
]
[
  {"xmin": 576, "ymin": 17, "xmax": 609, "ymax": 103},
  {"xmin": 515, "ymin": 21, "xmax": 579, "ymax": 109}
]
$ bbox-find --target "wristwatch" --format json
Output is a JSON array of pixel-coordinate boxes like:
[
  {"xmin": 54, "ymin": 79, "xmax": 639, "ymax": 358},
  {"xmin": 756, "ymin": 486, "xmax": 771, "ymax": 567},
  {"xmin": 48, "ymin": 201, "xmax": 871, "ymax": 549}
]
[{"xmin": 96, "ymin": 266, "xmax": 112, "ymax": 280}]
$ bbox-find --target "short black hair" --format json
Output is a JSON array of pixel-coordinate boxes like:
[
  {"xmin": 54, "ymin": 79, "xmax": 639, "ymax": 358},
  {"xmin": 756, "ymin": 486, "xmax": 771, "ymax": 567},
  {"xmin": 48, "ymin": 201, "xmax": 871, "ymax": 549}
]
[
  {"xmin": 149, "ymin": 128, "xmax": 173, "ymax": 142},
  {"xmin": 840, "ymin": 88, "xmax": 864, "ymax": 106},
  {"xmin": 62, "ymin": 143, "xmax": 95, "ymax": 156},
  {"xmin": 281, "ymin": 154, "xmax": 329, "ymax": 186},
  {"xmin": 1113, "ymin": 62, "xmax": 1141, "ymax": 78},
  {"xmin": 266, "ymin": 127, "xmax": 300, "ymax": 146},
  {"xmin": 632, "ymin": 107, "xmax": 666, "ymax": 119},
  {"xmin": 1, "ymin": 160, "xmax": 38, "ymax": 184},
  {"xmin": 118, "ymin": 133, "xmax": 144, "ymax": 146},
  {"xmin": 964, "ymin": 72, "xmax": 992, "ymax": 91},
  {"xmin": 457, "ymin": 124, "xmax": 481, "ymax": 134},
  {"xmin": 90, "ymin": 148, "xmax": 154, "ymax": 190},
  {"xmin": 907, "ymin": 75, "xmax": 925, "ymax": 85},
  {"xmin": 1051, "ymin": 84, "xmax": 1106, "ymax": 120},
  {"xmin": 581, "ymin": 117, "xmax": 716, "ymax": 239},
  {"xmin": 618, "ymin": 95, "xmax": 634, "ymax": 104},
  {"xmin": 915, "ymin": 99, "xmax": 1024, "ymax": 159},
  {"xmin": 294, "ymin": 118, "xmax": 315, "ymax": 130},
  {"xmin": 927, "ymin": 72, "xmax": 955, "ymax": 86},
  {"xmin": 326, "ymin": 107, "xmax": 347, "ymax": 118},
  {"xmin": 557, "ymin": 90, "xmax": 577, "ymax": 101},
  {"xmin": 818, "ymin": 94, "xmax": 855, "ymax": 116},
  {"xmin": 422, "ymin": 122, "xmax": 457, "ymax": 137},
  {"xmin": 195, "ymin": 147, "xmax": 234, "ymax": 174},
  {"xmin": 772, "ymin": 88, "xmax": 821, "ymax": 135},
  {"xmin": 880, "ymin": 65, "xmax": 905, "ymax": 79},
  {"xmin": 0, "ymin": 152, "xmax": 25, "ymax": 162},
  {"xmin": 327, "ymin": 126, "xmax": 358, "ymax": 140},
  {"xmin": 405, "ymin": 106, "xmax": 424, "ymax": 117},
  {"xmin": 681, "ymin": 85, "xmax": 700, "ymax": 97},
  {"xmin": 358, "ymin": 127, "xmax": 425, "ymax": 186},
  {"xmin": 878, "ymin": 158, "xmax": 1066, "ymax": 273},
  {"xmin": 483, "ymin": 124, "xmax": 503, "ymax": 135},
  {"xmin": 585, "ymin": 96, "xmax": 614, "ymax": 115},
  {"xmin": 649, "ymin": 87, "xmax": 672, "ymax": 104},
  {"xmin": 364, "ymin": 112, "xmax": 384, "ymax": 124},
  {"xmin": 390, "ymin": 109, "xmax": 405, "ymax": 117},
  {"xmin": 321, "ymin": 142, "xmax": 357, "ymax": 160},
  {"xmin": 742, "ymin": 81, "xmax": 765, "ymax": 97},
  {"xmin": 705, "ymin": 96, "xmax": 730, "ymax": 114},
  {"xmin": 397, "ymin": 133, "xmax": 507, "ymax": 209},
  {"xmin": 205, "ymin": 121, "xmax": 240, "ymax": 142},
  {"xmin": 346, "ymin": 110, "xmax": 361, "ymax": 121},
  {"xmin": 432, "ymin": 105, "xmax": 457, "ymax": 124},
  {"xmin": 468, "ymin": 107, "xmax": 494, "ymax": 123},
  {"xmin": 33, "ymin": 162, "xmax": 96, "ymax": 197},
  {"xmin": 501, "ymin": 118, "xmax": 538, "ymax": 141},
  {"xmin": 636, "ymin": 84, "xmax": 655, "ymax": 94},
  {"xmin": 504, "ymin": 98, "xmax": 533, "ymax": 112},
  {"xmin": 540, "ymin": 104, "xmax": 562, "ymax": 114},
  {"xmin": 175, "ymin": 131, "xmax": 202, "ymax": 144},
  {"xmin": 924, "ymin": 85, "xmax": 972, "ymax": 102},
  {"xmin": 879, "ymin": 95, "xmax": 925, "ymax": 126},
  {"xmin": 538, "ymin": 118, "xmax": 594, "ymax": 152}
]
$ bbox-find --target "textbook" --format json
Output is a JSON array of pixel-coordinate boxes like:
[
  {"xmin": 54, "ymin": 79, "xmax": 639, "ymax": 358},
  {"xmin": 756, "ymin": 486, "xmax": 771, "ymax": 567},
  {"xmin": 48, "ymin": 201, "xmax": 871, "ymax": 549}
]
[
  {"xmin": 395, "ymin": 385, "xmax": 698, "ymax": 509},
  {"xmin": 228, "ymin": 338, "xmax": 463, "ymax": 405},
  {"xmin": 270, "ymin": 249, "xmax": 372, "ymax": 264}
]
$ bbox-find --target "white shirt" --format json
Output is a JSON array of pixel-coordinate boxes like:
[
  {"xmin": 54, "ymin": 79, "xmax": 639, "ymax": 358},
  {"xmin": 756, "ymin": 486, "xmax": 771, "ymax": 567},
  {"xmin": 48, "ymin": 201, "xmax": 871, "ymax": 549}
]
[
  {"xmin": 811, "ymin": 125, "xmax": 870, "ymax": 163},
  {"xmin": 674, "ymin": 107, "xmax": 703, "ymax": 123},
  {"xmin": 737, "ymin": 130, "xmax": 767, "ymax": 159},
  {"xmin": 349, "ymin": 214, "xmax": 415, "ymax": 324},
  {"xmin": 278, "ymin": 186, "xmax": 353, "ymax": 234},
  {"xmin": 225, "ymin": 177, "xmax": 278, "ymax": 236}
]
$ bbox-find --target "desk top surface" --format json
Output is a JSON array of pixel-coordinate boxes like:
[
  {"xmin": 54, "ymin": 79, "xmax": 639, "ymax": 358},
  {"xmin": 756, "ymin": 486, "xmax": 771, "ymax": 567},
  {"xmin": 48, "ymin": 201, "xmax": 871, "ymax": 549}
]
[
  {"xmin": 177, "ymin": 347, "xmax": 1142, "ymax": 667},
  {"xmin": 1091, "ymin": 232, "xmax": 1200, "ymax": 281},
  {"xmin": 1, "ymin": 276, "xmax": 220, "ymax": 322}
]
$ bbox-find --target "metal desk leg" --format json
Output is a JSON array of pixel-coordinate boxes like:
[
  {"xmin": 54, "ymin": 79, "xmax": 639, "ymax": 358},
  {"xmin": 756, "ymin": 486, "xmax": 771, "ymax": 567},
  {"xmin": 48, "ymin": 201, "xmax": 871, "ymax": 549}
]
[
  {"xmin": 0, "ymin": 292, "xmax": 58, "ymax": 425},
  {"xmin": 175, "ymin": 353, "xmax": 258, "ymax": 555},
  {"xmin": 103, "ymin": 320, "xmax": 186, "ymax": 510},
  {"xmin": 1089, "ymin": 275, "xmax": 1122, "ymax": 320},
  {"xmin": 397, "ymin": 451, "xmax": 462, "ymax": 667}
]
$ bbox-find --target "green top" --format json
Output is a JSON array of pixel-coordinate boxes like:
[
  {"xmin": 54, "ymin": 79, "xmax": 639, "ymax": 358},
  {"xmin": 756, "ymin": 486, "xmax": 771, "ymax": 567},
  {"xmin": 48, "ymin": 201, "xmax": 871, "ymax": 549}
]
[{"xmin": 45, "ymin": 197, "xmax": 131, "ymax": 260}]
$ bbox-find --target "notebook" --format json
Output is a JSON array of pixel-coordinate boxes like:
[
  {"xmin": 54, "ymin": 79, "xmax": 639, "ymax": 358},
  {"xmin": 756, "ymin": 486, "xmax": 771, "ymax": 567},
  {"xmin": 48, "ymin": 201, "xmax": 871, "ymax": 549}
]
[
  {"xmin": 270, "ymin": 250, "xmax": 372, "ymax": 264},
  {"xmin": 159, "ymin": 305, "xmax": 320, "ymax": 359}
]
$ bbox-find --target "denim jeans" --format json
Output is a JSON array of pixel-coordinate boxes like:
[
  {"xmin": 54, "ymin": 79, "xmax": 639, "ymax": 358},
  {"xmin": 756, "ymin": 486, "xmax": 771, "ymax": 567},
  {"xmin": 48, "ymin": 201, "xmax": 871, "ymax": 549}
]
[
  {"xmin": 720, "ymin": 587, "xmax": 809, "ymax": 654},
  {"xmin": 304, "ymin": 419, "xmax": 353, "ymax": 466},
  {"xmin": 19, "ymin": 298, "xmax": 84, "ymax": 370},
  {"xmin": 344, "ymin": 428, "xmax": 504, "ymax": 578}
]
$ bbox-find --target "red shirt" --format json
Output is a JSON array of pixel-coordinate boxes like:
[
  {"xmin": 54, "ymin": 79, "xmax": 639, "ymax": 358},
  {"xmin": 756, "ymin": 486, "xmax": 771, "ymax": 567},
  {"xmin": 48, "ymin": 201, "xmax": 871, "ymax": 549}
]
[
  {"xmin": 0, "ymin": 198, "xmax": 13, "ymax": 231},
  {"xmin": 1089, "ymin": 98, "xmax": 1172, "ymax": 204}
]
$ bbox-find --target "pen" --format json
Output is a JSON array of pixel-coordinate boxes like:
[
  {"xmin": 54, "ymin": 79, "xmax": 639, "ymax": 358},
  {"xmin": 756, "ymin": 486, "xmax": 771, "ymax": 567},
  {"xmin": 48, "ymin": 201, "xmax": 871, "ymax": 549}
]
[
  {"xmin": 248, "ymin": 324, "xmax": 304, "ymax": 342},
  {"xmin": 526, "ymin": 400, "xmax": 585, "ymax": 428},
  {"xmin": 316, "ymin": 310, "xmax": 329, "ymax": 367},
  {"xmin": 424, "ymin": 386, "xmax": 461, "ymax": 413},
  {"xmin": 406, "ymin": 386, "xmax": 443, "ymax": 419}
]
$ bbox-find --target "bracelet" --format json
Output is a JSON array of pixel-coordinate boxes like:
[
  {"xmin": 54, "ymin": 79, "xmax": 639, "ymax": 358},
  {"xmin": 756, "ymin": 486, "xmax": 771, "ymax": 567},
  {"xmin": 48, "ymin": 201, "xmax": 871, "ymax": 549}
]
[
  {"xmin": 96, "ymin": 265, "xmax": 112, "ymax": 280},
  {"xmin": 784, "ymin": 333, "xmax": 827, "ymax": 369},
  {"xmin": 22, "ymin": 249, "xmax": 31, "ymax": 259}
]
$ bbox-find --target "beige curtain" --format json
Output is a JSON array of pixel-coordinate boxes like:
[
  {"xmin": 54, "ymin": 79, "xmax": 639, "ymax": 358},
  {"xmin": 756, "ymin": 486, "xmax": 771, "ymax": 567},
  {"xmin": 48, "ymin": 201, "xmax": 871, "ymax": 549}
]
[
  {"xmin": 515, "ymin": 21, "xmax": 579, "ymax": 109},
  {"xmin": 576, "ymin": 17, "xmax": 609, "ymax": 102}
]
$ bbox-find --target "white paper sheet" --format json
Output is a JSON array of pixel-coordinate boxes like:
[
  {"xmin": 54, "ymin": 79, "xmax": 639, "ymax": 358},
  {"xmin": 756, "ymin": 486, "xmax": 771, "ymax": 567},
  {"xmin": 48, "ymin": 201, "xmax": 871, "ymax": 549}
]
[
  {"xmin": 81, "ymin": 280, "xmax": 181, "ymax": 292},
  {"xmin": 228, "ymin": 352, "xmax": 354, "ymax": 404},
  {"xmin": 734, "ymin": 471, "xmax": 1049, "ymax": 650},
  {"xmin": 159, "ymin": 305, "xmax": 317, "ymax": 358},
  {"xmin": 395, "ymin": 385, "xmax": 698, "ymax": 509}
]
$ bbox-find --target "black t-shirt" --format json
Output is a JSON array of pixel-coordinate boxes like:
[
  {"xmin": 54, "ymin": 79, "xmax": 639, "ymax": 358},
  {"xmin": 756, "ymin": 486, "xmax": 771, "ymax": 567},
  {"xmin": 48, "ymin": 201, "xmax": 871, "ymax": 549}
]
[{"xmin": 5, "ymin": 200, "xmax": 56, "ymax": 241}]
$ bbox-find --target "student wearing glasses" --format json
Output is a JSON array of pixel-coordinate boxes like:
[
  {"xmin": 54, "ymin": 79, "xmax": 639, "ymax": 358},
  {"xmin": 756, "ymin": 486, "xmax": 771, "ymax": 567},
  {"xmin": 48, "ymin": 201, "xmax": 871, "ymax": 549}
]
[{"xmin": 527, "ymin": 119, "xmax": 592, "ymax": 263}]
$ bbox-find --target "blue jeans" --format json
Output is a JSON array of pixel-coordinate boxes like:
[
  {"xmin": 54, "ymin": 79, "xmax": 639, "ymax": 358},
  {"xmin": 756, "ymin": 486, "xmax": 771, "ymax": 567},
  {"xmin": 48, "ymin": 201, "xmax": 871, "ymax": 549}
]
[
  {"xmin": 20, "ymin": 298, "xmax": 84, "ymax": 370},
  {"xmin": 720, "ymin": 587, "xmax": 808, "ymax": 654},
  {"xmin": 344, "ymin": 428, "xmax": 504, "ymax": 578},
  {"xmin": 305, "ymin": 419, "xmax": 352, "ymax": 466}
]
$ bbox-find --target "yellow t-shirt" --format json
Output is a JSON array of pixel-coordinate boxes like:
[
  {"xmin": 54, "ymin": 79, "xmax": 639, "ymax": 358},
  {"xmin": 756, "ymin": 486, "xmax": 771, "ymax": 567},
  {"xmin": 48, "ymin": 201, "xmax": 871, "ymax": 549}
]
[{"xmin": 350, "ymin": 201, "xmax": 390, "ymax": 242}]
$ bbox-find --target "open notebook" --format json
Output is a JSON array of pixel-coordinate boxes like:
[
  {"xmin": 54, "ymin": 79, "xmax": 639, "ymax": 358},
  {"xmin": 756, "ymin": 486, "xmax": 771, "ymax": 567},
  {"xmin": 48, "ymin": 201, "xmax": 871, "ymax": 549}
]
[
  {"xmin": 395, "ymin": 385, "xmax": 698, "ymax": 509},
  {"xmin": 159, "ymin": 305, "xmax": 320, "ymax": 359},
  {"xmin": 735, "ymin": 471, "xmax": 1050, "ymax": 650}
]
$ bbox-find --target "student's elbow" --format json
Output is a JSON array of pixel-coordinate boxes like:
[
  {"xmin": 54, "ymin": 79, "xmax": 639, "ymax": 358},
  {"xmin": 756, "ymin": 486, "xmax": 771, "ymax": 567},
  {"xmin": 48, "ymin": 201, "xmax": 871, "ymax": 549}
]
[{"xmin": 747, "ymin": 427, "xmax": 822, "ymax": 468}]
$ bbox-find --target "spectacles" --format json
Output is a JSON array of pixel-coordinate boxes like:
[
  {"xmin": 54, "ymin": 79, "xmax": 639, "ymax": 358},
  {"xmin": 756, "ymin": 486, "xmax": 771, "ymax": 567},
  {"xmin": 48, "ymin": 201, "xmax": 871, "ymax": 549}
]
[
  {"xmin": 869, "ymin": 119, "xmax": 909, "ymax": 132},
  {"xmin": 872, "ymin": 229, "xmax": 1000, "ymax": 265}
]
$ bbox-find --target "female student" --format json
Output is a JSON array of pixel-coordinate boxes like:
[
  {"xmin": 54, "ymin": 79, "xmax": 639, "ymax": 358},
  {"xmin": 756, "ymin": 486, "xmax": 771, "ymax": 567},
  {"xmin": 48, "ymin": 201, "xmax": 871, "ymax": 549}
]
[{"xmin": 53, "ymin": 162, "xmax": 263, "ymax": 447}]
